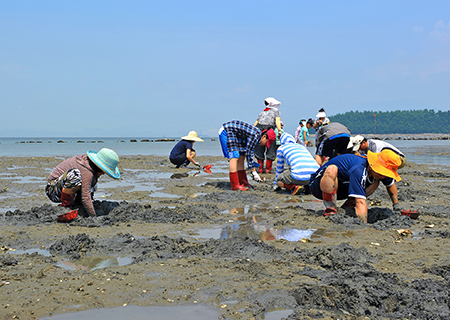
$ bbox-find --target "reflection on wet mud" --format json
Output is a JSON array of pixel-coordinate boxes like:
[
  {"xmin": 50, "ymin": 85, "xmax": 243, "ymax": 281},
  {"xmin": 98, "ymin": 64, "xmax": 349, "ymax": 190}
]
[
  {"xmin": 57, "ymin": 256, "xmax": 132, "ymax": 271},
  {"xmin": 5, "ymin": 248, "xmax": 52, "ymax": 257},
  {"xmin": 189, "ymin": 206, "xmax": 317, "ymax": 242},
  {"xmin": 39, "ymin": 305, "xmax": 219, "ymax": 320}
]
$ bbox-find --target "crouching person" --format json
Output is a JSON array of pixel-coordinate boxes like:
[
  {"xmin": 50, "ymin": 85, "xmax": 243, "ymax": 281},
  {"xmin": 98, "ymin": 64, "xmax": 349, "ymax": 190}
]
[
  {"xmin": 309, "ymin": 150, "xmax": 401, "ymax": 223},
  {"xmin": 45, "ymin": 148, "xmax": 120, "ymax": 216},
  {"xmin": 275, "ymin": 133, "xmax": 319, "ymax": 195},
  {"xmin": 219, "ymin": 120, "xmax": 275, "ymax": 191}
]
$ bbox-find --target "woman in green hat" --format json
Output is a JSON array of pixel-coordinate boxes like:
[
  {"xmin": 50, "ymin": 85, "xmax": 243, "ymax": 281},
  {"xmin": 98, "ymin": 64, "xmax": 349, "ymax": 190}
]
[{"xmin": 45, "ymin": 148, "xmax": 120, "ymax": 216}]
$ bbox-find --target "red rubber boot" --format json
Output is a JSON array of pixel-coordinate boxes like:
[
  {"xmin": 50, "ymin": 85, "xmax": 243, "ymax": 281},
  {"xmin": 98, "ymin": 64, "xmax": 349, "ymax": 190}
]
[
  {"xmin": 229, "ymin": 172, "xmax": 248, "ymax": 191},
  {"xmin": 265, "ymin": 160, "xmax": 273, "ymax": 173},
  {"xmin": 257, "ymin": 159, "xmax": 264, "ymax": 173},
  {"xmin": 238, "ymin": 170, "xmax": 255, "ymax": 188}
]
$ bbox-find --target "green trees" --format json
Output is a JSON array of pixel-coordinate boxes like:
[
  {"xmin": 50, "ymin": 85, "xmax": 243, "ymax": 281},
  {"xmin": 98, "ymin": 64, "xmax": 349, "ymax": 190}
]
[{"xmin": 329, "ymin": 109, "xmax": 450, "ymax": 134}]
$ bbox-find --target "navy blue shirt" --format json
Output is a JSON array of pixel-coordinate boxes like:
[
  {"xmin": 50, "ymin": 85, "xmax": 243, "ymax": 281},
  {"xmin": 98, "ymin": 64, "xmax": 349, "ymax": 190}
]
[
  {"xmin": 169, "ymin": 140, "xmax": 193, "ymax": 160},
  {"xmin": 311, "ymin": 154, "xmax": 368, "ymax": 199}
]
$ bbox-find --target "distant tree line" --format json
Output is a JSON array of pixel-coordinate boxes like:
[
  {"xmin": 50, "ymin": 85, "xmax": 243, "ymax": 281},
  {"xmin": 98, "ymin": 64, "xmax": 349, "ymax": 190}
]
[{"xmin": 329, "ymin": 109, "xmax": 450, "ymax": 134}]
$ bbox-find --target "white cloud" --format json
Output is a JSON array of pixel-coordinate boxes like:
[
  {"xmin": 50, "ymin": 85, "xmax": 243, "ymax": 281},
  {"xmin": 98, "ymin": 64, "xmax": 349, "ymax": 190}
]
[
  {"xmin": 430, "ymin": 20, "xmax": 450, "ymax": 43},
  {"xmin": 235, "ymin": 84, "xmax": 250, "ymax": 93},
  {"xmin": 412, "ymin": 26, "xmax": 424, "ymax": 33}
]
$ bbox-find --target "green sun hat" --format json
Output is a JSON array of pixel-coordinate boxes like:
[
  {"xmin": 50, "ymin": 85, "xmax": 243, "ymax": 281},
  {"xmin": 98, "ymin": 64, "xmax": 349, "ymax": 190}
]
[{"xmin": 87, "ymin": 148, "xmax": 120, "ymax": 179}]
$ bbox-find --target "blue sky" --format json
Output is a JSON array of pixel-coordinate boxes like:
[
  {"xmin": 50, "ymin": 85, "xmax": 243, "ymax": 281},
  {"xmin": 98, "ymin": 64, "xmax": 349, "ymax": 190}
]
[{"xmin": 1, "ymin": 1, "xmax": 449, "ymax": 137}]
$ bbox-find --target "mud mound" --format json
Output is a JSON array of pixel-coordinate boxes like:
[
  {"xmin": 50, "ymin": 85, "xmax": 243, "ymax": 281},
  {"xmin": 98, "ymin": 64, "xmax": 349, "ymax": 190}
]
[
  {"xmin": 293, "ymin": 268, "xmax": 449, "ymax": 319},
  {"xmin": 423, "ymin": 263, "xmax": 450, "ymax": 279},
  {"xmin": 326, "ymin": 208, "xmax": 416, "ymax": 230},
  {"xmin": 2, "ymin": 201, "xmax": 121, "ymax": 226},
  {"xmin": 418, "ymin": 205, "xmax": 450, "ymax": 218},
  {"xmin": 131, "ymin": 235, "xmax": 192, "ymax": 262},
  {"xmin": 3, "ymin": 204, "xmax": 66, "ymax": 226},
  {"xmin": 101, "ymin": 203, "xmax": 213, "ymax": 224},
  {"xmin": 294, "ymin": 243, "xmax": 374, "ymax": 271},
  {"xmin": 49, "ymin": 233, "xmax": 96, "ymax": 259},
  {"xmin": 185, "ymin": 236, "xmax": 278, "ymax": 259},
  {"xmin": 418, "ymin": 229, "xmax": 450, "ymax": 239},
  {"xmin": 292, "ymin": 245, "xmax": 450, "ymax": 319},
  {"xmin": 2, "ymin": 202, "xmax": 214, "ymax": 227},
  {"xmin": 0, "ymin": 255, "xmax": 18, "ymax": 267},
  {"xmin": 133, "ymin": 236, "xmax": 279, "ymax": 263}
]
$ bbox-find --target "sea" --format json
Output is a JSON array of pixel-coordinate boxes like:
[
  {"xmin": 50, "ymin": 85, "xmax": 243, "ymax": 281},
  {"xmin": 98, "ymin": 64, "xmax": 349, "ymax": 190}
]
[{"xmin": 0, "ymin": 137, "xmax": 449, "ymax": 167}]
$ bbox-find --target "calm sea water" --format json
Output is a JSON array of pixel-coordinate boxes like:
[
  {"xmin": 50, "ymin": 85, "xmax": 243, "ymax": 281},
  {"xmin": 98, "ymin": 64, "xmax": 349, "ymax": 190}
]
[{"xmin": 0, "ymin": 137, "xmax": 449, "ymax": 166}]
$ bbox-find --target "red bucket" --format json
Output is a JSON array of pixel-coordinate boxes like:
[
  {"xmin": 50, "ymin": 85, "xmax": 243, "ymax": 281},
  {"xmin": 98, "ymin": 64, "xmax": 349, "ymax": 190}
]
[
  {"xmin": 58, "ymin": 209, "xmax": 78, "ymax": 222},
  {"xmin": 401, "ymin": 210, "xmax": 419, "ymax": 219}
]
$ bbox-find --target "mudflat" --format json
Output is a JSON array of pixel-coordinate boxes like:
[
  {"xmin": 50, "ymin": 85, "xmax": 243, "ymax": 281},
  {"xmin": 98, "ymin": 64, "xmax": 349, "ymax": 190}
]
[{"xmin": 0, "ymin": 155, "xmax": 449, "ymax": 319}]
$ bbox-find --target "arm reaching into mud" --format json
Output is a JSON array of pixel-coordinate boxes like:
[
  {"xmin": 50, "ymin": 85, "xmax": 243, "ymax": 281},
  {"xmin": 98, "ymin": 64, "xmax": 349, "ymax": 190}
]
[{"xmin": 355, "ymin": 198, "xmax": 368, "ymax": 223}]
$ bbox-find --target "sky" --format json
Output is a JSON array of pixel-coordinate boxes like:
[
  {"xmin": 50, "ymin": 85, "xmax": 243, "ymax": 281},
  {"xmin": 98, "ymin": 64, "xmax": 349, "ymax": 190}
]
[{"xmin": 1, "ymin": 1, "xmax": 450, "ymax": 137}]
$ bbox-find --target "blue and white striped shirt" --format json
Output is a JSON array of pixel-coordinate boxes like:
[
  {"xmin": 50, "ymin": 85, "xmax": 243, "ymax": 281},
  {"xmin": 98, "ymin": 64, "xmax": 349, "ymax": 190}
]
[{"xmin": 275, "ymin": 133, "xmax": 319, "ymax": 182}]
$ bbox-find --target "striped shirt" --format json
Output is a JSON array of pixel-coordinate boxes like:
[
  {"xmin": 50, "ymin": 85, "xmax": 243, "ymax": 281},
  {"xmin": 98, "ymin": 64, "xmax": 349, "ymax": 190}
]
[
  {"xmin": 275, "ymin": 133, "xmax": 320, "ymax": 182},
  {"xmin": 222, "ymin": 120, "xmax": 261, "ymax": 168}
]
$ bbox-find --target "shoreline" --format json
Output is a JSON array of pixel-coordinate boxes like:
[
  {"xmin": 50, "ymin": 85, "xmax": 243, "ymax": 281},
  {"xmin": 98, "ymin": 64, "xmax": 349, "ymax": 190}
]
[{"xmin": 1, "ymin": 133, "xmax": 450, "ymax": 144}]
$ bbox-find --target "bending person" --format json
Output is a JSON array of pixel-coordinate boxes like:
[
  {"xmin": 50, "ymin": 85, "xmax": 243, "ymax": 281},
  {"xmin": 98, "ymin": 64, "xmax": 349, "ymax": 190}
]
[
  {"xmin": 219, "ymin": 120, "xmax": 276, "ymax": 191},
  {"xmin": 275, "ymin": 132, "xmax": 319, "ymax": 195},
  {"xmin": 349, "ymin": 135, "xmax": 407, "ymax": 169},
  {"xmin": 309, "ymin": 150, "xmax": 402, "ymax": 223},
  {"xmin": 45, "ymin": 148, "xmax": 120, "ymax": 217},
  {"xmin": 315, "ymin": 122, "xmax": 351, "ymax": 166}
]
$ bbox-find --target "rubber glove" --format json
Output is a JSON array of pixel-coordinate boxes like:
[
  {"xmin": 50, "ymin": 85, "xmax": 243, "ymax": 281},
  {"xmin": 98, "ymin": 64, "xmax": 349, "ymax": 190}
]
[
  {"xmin": 194, "ymin": 162, "xmax": 201, "ymax": 168},
  {"xmin": 393, "ymin": 202, "xmax": 403, "ymax": 213},
  {"xmin": 251, "ymin": 171, "xmax": 262, "ymax": 182}
]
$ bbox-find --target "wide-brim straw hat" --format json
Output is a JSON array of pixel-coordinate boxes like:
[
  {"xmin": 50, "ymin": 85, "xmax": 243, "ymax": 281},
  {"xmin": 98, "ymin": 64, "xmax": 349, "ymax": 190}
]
[
  {"xmin": 181, "ymin": 131, "xmax": 203, "ymax": 142},
  {"xmin": 367, "ymin": 150, "xmax": 401, "ymax": 182},
  {"xmin": 87, "ymin": 148, "xmax": 120, "ymax": 179}
]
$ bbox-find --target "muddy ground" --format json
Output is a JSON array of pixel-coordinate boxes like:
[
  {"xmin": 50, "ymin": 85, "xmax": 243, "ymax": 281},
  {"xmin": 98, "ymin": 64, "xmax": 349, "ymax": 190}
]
[{"xmin": 0, "ymin": 155, "xmax": 449, "ymax": 320}]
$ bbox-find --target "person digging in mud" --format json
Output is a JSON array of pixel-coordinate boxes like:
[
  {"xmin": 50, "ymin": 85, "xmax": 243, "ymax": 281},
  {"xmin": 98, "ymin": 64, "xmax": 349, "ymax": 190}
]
[
  {"xmin": 348, "ymin": 135, "xmax": 407, "ymax": 169},
  {"xmin": 308, "ymin": 149, "xmax": 402, "ymax": 223},
  {"xmin": 274, "ymin": 132, "xmax": 319, "ymax": 195},
  {"xmin": 314, "ymin": 122, "xmax": 352, "ymax": 166},
  {"xmin": 169, "ymin": 130, "xmax": 204, "ymax": 168},
  {"xmin": 45, "ymin": 148, "xmax": 120, "ymax": 216},
  {"xmin": 218, "ymin": 120, "xmax": 276, "ymax": 191}
]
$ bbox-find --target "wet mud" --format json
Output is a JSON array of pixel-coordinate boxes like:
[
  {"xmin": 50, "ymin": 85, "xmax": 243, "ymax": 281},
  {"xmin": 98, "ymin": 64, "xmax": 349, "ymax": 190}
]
[{"xmin": 0, "ymin": 155, "xmax": 449, "ymax": 319}]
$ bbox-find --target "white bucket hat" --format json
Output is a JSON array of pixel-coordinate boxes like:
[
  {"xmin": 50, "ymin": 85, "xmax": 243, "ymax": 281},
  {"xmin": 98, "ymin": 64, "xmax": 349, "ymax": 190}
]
[
  {"xmin": 347, "ymin": 135, "xmax": 365, "ymax": 152},
  {"xmin": 181, "ymin": 131, "xmax": 203, "ymax": 142},
  {"xmin": 316, "ymin": 111, "xmax": 327, "ymax": 118}
]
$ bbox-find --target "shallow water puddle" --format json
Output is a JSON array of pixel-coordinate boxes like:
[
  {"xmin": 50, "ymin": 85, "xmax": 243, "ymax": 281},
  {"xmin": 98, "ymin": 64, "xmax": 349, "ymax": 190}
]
[
  {"xmin": 12, "ymin": 176, "xmax": 43, "ymax": 184},
  {"xmin": 0, "ymin": 174, "xmax": 42, "ymax": 184},
  {"xmin": 220, "ymin": 224, "xmax": 317, "ymax": 241},
  {"xmin": 186, "ymin": 206, "xmax": 317, "ymax": 241},
  {"xmin": 6, "ymin": 248, "xmax": 52, "ymax": 257},
  {"xmin": 264, "ymin": 308, "xmax": 294, "ymax": 320},
  {"xmin": 56, "ymin": 256, "xmax": 133, "ymax": 271},
  {"xmin": 149, "ymin": 191, "xmax": 181, "ymax": 198},
  {"xmin": 39, "ymin": 305, "xmax": 219, "ymax": 320}
]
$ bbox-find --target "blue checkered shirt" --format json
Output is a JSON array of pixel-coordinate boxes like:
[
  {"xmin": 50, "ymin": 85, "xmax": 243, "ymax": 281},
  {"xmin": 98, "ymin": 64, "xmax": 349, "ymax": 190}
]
[{"xmin": 223, "ymin": 120, "xmax": 261, "ymax": 168}]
